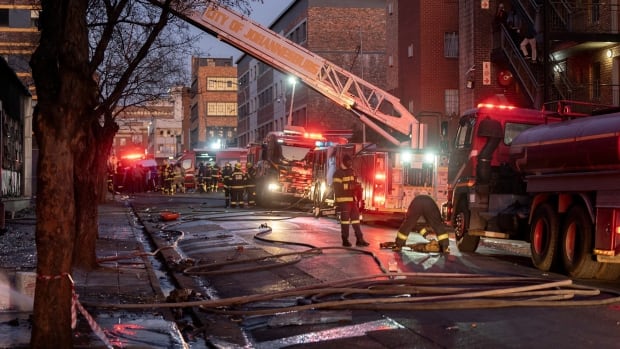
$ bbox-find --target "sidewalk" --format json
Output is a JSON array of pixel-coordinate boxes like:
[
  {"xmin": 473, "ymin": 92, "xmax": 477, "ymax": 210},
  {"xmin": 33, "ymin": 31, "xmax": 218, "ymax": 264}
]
[{"xmin": 0, "ymin": 198, "xmax": 191, "ymax": 349}]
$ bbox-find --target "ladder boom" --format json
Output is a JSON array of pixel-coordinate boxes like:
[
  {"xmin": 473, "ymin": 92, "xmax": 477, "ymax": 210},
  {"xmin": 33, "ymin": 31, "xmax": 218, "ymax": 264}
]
[{"xmin": 159, "ymin": 2, "xmax": 420, "ymax": 147}]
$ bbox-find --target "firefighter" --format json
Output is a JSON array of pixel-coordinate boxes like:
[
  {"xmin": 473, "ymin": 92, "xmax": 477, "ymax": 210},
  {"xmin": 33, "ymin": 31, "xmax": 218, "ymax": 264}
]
[
  {"xmin": 222, "ymin": 162, "xmax": 233, "ymax": 207},
  {"xmin": 245, "ymin": 162, "xmax": 257, "ymax": 207},
  {"xmin": 211, "ymin": 164, "xmax": 221, "ymax": 192},
  {"xmin": 197, "ymin": 162, "xmax": 206, "ymax": 193},
  {"xmin": 172, "ymin": 163, "xmax": 185, "ymax": 194},
  {"xmin": 333, "ymin": 154, "xmax": 369, "ymax": 247},
  {"xmin": 392, "ymin": 194, "xmax": 451, "ymax": 253},
  {"xmin": 203, "ymin": 163, "xmax": 213, "ymax": 192},
  {"xmin": 230, "ymin": 163, "xmax": 246, "ymax": 208},
  {"xmin": 163, "ymin": 160, "xmax": 174, "ymax": 195}
]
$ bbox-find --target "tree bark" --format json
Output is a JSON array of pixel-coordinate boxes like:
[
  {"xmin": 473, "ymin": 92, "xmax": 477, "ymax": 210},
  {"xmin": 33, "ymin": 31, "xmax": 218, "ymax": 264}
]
[
  {"xmin": 30, "ymin": 0, "xmax": 98, "ymax": 346},
  {"xmin": 73, "ymin": 119, "xmax": 117, "ymax": 269}
]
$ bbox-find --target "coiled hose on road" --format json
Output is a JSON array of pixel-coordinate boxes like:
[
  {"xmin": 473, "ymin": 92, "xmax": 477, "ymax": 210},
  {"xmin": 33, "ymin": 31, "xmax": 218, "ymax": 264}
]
[{"xmin": 86, "ymin": 207, "xmax": 620, "ymax": 314}]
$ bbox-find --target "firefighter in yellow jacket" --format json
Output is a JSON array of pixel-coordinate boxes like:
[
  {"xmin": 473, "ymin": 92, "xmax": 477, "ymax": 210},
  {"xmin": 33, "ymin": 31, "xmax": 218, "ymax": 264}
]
[
  {"xmin": 333, "ymin": 154, "xmax": 369, "ymax": 247},
  {"xmin": 392, "ymin": 194, "xmax": 450, "ymax": 253},
  {"xmin": 229, "ymin": 163, "xmax": 246, "ymax": 208}
]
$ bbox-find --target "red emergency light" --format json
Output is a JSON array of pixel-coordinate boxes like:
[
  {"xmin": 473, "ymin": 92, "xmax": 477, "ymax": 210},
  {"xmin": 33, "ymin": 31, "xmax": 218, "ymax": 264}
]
[
  {"xmin": 303, "ymin": 132, "xmax": 324, "ymax": 140},
  {"xmin": 375, "ymin": 173, "xmax": 386, "ymax": 180},
  {"xmin": 477, "ymin": 103, "xmax": 516, "ymax": 110},
  {"xmin": 121, "ymin": 153, "xmax": 144, "ymax": 160}
]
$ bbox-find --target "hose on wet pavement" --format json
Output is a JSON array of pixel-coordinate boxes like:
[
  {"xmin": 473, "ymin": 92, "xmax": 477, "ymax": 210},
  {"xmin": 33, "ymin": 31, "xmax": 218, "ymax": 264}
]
[{"xmin": 86, "ymin": 207, "xmax": 620, "ymax": 314}]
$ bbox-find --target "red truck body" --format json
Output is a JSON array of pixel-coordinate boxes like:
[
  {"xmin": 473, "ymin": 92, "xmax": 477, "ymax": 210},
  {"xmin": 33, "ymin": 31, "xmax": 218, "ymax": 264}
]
[{"xmin": 447, "ymin": 101, "xmax": 620, "ymax": 279}]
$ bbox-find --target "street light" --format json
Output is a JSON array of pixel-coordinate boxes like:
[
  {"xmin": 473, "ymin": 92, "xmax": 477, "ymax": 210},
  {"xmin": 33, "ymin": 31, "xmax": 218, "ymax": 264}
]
[{"xmin": 287, "ymin": 76, "xmax": 297, "ymax": 127}]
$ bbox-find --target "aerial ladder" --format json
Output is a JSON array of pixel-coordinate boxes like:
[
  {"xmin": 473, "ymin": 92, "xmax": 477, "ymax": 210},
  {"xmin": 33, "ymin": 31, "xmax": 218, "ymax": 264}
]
[{"xmin": 155, "ymin": 1, "xmax": 421, "ymax": 148}]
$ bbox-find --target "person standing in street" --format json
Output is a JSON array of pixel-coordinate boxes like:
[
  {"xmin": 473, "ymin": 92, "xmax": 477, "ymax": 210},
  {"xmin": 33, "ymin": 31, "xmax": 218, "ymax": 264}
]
[
  {"xmin": 222, "ymin": 162, "xmax": 233, "ymax": 207},
  {"xmin": 229, "ymin": 163, "xmax": 246, "ymax": 208},
  {"xmin": 245, "ymin": 162, "xmax": 257, "ymax": 207},
  {"xmin": 392, "ymin": 195, "xmax": 451, "ymax": 253},
  {"xmin": 333, "ymin": 154, "xmax": 369, "ymax": 247}
]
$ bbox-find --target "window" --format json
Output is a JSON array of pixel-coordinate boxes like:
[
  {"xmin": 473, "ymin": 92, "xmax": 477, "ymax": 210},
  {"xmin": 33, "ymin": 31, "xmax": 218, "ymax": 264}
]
[
  {"xmin": 504, "ymin": 123, "xmax": 536, "ymax": 145},
  {"xmin": 444, "ymin": 89, "xmax": 459, "ymax": 116},
  {"xmin": 287, "ymin": 21, "xmax": 307, "ymax": 44},
  {"xmin": 407, "ymin": 44, "xmax": 413, "ymax": 57},
  {"xmin": 591, "ymin": 0, "xmax": 600, "ymax": 24},
  {"xmin": 0, "ymin": 9, "xmax": 8, "ymax": 26},
  {"xmin": 444, "ymin": 32, "xmax": 458, "ymax": 58},
  {"xmin": 207, "ymin": 102, "xmax": 237, "ymax": 116},
  {"xmin": 207, "ymin": 77, "xmax": 237, "ymax": 91}
]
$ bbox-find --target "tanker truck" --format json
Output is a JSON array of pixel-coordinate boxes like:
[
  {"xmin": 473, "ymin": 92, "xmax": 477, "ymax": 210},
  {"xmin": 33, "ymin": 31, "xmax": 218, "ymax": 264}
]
[{"xmin": 446, "ymin": 100, "xmax": 620, "ymax": 279}]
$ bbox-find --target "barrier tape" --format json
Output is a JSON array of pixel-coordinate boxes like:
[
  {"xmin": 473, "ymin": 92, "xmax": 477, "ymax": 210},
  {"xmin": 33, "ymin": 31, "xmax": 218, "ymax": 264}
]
[{"xmin": 37, "ymin": 273, "xmax": 114, "ymax": 349}]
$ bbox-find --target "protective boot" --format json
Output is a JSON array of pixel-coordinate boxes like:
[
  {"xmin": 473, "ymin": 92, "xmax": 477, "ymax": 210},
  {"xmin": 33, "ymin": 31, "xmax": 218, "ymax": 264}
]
[
  {"xmin": 341, "ymin": 225, "xmax": 352, "ymax": 247},
  {"xmin": 354, "ymin": 226, "xmax": 369, "ymax": 247}
]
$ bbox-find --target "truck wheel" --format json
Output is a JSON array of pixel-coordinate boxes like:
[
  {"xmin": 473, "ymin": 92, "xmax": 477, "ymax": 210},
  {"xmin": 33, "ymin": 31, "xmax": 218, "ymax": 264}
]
[
  {"xmin": 454, "ymin": 200, "xmax": 479, "ymax": 252},
  {"xmin": 595, "ymin": 263, "xmax": 620, "ymax": 280},
  {"xmin": 560, "ymin": 206, "xmax": 598, "ymax": 279},
  {"xmin": 529, "ymin": 204, "xmax": 561, "ymax": 272}
]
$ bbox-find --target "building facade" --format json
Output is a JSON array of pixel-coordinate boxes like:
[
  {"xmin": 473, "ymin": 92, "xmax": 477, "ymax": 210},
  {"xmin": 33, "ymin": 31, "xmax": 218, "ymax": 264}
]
[
  {"xmin": 190, "ymin": 57, "xmax": 238, "ymax": 150},
  {"xmin": 236, "ymin": 0, "xmax": 389, "ymax": 147},
  {"xmin": 389, "ymin": 0, "xmax": 460, "ymax": 150},
  {"xmin": 0, "ymin": 56, "xmax": 33, "ymax": 218},
  {"xmin": 464, "ymin": 0, "xmax": 620, "ymax": 112},
  {"xmin": 0, "ymin": 0, "xmax": 38, "ymax": 99}
]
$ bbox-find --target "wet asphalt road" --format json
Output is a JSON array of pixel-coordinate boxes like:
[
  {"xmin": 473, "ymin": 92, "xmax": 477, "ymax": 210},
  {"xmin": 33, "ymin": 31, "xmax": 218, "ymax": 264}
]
[{"xmin": 129, "ymin": 192, "xmax": 620, "ymax": 349}]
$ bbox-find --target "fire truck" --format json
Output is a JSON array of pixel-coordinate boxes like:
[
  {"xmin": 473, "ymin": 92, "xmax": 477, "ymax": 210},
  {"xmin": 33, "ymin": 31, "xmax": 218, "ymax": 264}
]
[
  {"xmin": 175, "ymin": 147, "xmax": 247, "ymax": 190},
  {"xmin": 308, "ymin": 143, "xmax": 447, "ymax": 223},
  {"xmin": 245, "ymin": 127, "xmax": 347, "ymax": 207},
  {"xmin": 446, "ymin": 100, "xmax": 620, "ymax": 279},
  {"xmin": 153, "ymin": 3, "xmax": 448, "ymax": 211}
]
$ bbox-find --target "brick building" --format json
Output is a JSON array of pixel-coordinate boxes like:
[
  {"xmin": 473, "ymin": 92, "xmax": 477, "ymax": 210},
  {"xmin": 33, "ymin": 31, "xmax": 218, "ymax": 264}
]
[
  {"xmin": 189, "ymin": 57, "xmax": 238, "ymax": 150},
  {"xmin": 236, "ymin": 0, "xmax": 389, "ymax": 147},
  {"xmin": 388, "ymin": 0, "xmax": 460, "ymax": 149},
  {"xmin": 0, "ymin": 1, "xmax": 38, "ymax": 99},
  {"xmin": 467, "ymin": 0, "xmax": 620, "ymax": 112}
]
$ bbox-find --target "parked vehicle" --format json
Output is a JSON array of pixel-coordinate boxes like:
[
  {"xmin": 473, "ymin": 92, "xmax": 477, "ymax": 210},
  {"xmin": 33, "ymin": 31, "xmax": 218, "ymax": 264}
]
[{"xmin": 446, "ymin": 100, "xmax": 620, "ymax": 279}]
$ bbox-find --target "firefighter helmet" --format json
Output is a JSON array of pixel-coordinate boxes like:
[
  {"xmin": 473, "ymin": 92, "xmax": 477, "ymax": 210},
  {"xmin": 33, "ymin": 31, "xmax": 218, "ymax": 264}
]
[
  {"xmin": 234, "ymin": 163, "xmax": 242, "ymax": 169},
  {"xmin": 247, "ymin": 162, "xmax": 253, "ymax": 168},
  {"xmin": 225, "ymin": 162, "xmax": 231, "ymax": 168}
]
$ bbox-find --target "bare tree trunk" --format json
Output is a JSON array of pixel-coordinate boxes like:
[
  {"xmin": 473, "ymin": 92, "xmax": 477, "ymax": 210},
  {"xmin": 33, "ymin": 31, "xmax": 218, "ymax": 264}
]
[
  {"xmin": 31, "ymin": 132, "xmax": 76, "ymax": 347},
  {"xmin": 73, "ymin": 120, "xmax": 118, "ymax": 269},
  {"xmin": 30, "ymin": 0, "xmax": 98, "ymax": 346}
]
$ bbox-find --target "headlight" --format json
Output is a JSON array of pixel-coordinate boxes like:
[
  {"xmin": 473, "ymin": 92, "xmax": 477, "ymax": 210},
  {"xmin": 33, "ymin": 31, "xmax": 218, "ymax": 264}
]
[{"xmin": 267, "ymin": 183, "xmax": 279, "ymax": 191}]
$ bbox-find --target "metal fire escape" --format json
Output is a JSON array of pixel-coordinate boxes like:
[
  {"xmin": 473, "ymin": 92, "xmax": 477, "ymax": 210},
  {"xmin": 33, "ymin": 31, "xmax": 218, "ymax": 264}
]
[{"xmin": 492, "ymin": 0, "xmax": 619, "ymax": 109}]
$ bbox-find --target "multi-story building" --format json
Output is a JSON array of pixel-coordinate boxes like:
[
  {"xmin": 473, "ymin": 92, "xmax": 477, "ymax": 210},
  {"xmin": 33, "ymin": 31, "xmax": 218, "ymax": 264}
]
[
  {"xmin": 387, "ymin": 0, "xmax": 460, "ymax": 149},
  {"xmin": 465, "ymin": 0, "xmax": 620, "ymax": 111},
  {"xmin": 189, "ymin": 56, "xmax": 238, "ymax": 150},
  {"xmin": 0, "ymin": 1, "xmax": 39, "ymax": 99},
  {"xmin": 236, "ymin": 0, "xmax": 389, "ymax": 147},
  {"xmin": 0, "ymin": 56, "xmax": 33, "ymax": 218}
]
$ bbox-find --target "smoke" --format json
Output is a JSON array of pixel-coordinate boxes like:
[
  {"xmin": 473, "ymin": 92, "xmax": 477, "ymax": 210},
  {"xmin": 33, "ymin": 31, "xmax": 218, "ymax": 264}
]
[{"xmin": 0, "ymin": 272, "xmax": 34, "ymax": 312}]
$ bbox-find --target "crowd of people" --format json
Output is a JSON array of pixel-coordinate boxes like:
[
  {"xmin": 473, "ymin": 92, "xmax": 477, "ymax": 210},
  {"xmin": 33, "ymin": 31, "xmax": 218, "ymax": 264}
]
[{"xmin": 107, "ymin": 159, "xmax": 257, "ymax": 208}]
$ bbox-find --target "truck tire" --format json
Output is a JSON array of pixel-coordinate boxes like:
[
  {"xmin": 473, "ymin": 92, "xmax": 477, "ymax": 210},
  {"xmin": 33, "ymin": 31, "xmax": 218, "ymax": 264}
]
[
  {"xmin": 560, "ymin": 206, "xmax": 598, "ymax": 279},
  {"xmin": 529, "ymin": 204, "xmax": 561, "ymax": 272},
  {"xmin": 454, "ymin": 199, "xmax": 480, "ymax": 252},
  {"xmin": 595, "ymin": 263, "xmax": 620, "ymax": 280}
]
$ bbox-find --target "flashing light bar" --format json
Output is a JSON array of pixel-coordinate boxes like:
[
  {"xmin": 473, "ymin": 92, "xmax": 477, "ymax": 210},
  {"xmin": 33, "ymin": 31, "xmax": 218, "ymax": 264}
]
[
  {"xmin": 477, "ymin": 103, "xmax": 516, "ymax": 110},
  {"xmin": 304, "ymin": 132, "xmax": 324, "ymax": 140},
  {"xmin": 121, "ymin": 153, "xmax": 144, "ymax": 160}
]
